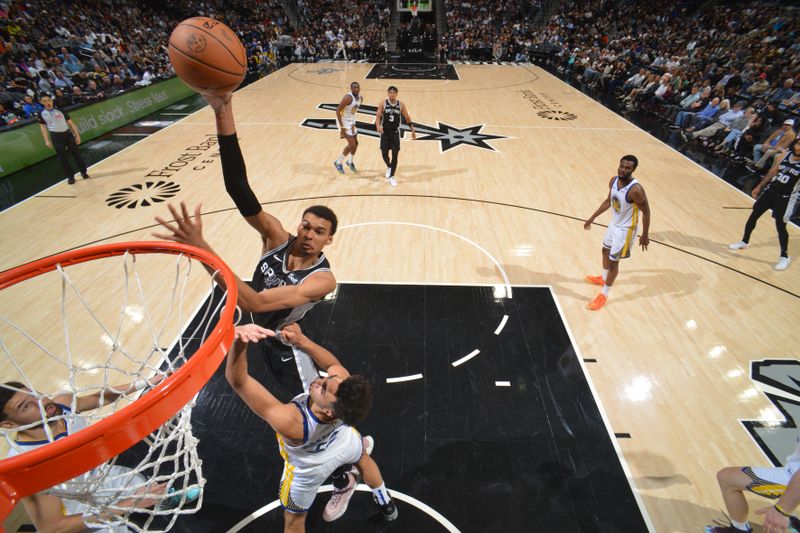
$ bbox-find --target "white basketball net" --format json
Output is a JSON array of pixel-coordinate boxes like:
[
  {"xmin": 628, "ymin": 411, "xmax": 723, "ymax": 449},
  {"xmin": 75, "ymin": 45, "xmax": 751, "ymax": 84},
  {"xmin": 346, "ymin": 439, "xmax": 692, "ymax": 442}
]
[{"xmin": 0, "ymin": 249, "xmax": 230, "ymax": 532}]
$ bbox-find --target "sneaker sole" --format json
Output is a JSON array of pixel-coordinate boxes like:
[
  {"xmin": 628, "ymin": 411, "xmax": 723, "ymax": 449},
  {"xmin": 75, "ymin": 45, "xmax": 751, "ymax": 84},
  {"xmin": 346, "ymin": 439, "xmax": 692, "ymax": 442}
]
[
  {"xmin": 323, "ymin": 497, "xmax": 354, "ymax": 522},
  {"xmin": 323, "ymin": 479, "xmax": 357, "ymax": 522}
]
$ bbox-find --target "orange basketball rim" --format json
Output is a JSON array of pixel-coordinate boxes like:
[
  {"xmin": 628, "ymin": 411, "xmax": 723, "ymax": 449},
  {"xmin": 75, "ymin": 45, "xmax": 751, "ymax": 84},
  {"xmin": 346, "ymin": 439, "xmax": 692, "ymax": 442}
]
[{"xmin": 0, "ymin": 242, "xmax": 238, "ymax": 523}]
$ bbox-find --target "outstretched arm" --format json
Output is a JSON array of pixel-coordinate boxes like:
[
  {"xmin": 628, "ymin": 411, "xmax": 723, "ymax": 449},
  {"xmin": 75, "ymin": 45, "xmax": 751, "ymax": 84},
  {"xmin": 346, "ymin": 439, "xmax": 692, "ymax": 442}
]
[
  {"xmin": 583, "ymin": 177, "xmax": 615, "ymax": 230},
  {"xmin": 279, "ymin": 323, "xmax": 346, "ymax": 374},
  {"xmin": 52, "ymin": 375, "xmax": 166, "ymax": 413},
  {"xmin": 280, "ymin": 323, "xmax": 350, "ymax": 382},
  {"xmin": 153, "ymin": 202, "xmax": 336, "ymax": 312},
  {"xmin": 225, "ymin": 324, "xmax": 303, "ymax": 440},
  {"xmin": 22, "ymin": 493, "xmax": 90, "ymax": 533},
  {"xmin": 629, "ymin": 184, "xmax": 650, "ymax": 250},
  {"xmin": 203, "ymin": 93, "xmax": 290, "ymax": 250},
  {"xmin": 400, "ymin": 102, "xmax": 416, "ymax": 139},
  {"xmin": 23, "ymin": 484, "xmax": 166, "ymax": 533}
]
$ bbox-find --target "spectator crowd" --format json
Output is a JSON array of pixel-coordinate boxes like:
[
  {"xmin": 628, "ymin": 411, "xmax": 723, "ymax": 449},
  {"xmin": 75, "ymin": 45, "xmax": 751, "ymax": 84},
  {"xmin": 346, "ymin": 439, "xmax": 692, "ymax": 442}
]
[
  {"xmin": 441, "ymin": 0, "xmax": 543, "ymax": 62},
  {"xmin": 289, "ymin": 0, "xmax": 389, "ymax": 62},
  {"xmin": 542, "ymin": 0, "xmax": 798, "ymax": 183},
  {"xmin": 2, "ymin": 0, "xmax": 798, "ymax": 195},
  {"xmin": 0, "ymin": 0, "xmax": 389, "ymax": 129},
  {"xmin": 1, "ymin": 0, "xmax": 184, "ymax": 127}
]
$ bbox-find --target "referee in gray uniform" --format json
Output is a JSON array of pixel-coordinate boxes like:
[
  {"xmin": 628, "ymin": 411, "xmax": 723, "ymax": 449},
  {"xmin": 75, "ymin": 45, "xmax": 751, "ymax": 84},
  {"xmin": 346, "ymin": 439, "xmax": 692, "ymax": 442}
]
[{"xmin": 37, "ymin": 95, "xmax": 89, "ymax": 184}]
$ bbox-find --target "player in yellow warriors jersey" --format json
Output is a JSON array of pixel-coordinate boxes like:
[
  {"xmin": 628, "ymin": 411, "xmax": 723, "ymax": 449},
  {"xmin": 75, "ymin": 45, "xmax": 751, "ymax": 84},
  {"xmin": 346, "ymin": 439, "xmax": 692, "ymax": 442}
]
[{"xmin": 583, "ymin": 155, "xmax": 651, "ymax": 310}]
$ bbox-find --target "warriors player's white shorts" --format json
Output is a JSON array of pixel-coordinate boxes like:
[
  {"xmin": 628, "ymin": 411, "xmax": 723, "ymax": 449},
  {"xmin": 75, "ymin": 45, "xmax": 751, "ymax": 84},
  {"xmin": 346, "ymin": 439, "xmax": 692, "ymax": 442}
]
[
  {"xmin": 277, "ymin": 427, "xmax": 364, "ymax": 512},
  {"xmin": 742, "ymin": 463, "xmax": 799, "ymax": 499},
  {"xmin": 603, "ymin": 224, "xmax": 638, "ymax": 261},
  {"xmin": 342, "ymin": 117, "xmax": 357, "ymax": 137}
]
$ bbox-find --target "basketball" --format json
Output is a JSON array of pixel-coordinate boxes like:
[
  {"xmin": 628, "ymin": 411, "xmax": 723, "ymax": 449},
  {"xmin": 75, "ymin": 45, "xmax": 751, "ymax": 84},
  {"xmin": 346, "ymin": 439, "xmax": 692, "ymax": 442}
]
[{"xmin": 168, "ymin": 17, "xmax": 246, "ymax": 95}]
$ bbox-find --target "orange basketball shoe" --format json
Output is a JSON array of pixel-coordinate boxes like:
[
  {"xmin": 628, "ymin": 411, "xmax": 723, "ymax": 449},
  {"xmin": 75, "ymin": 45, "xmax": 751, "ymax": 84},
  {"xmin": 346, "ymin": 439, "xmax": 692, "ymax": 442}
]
[
  {"xmin": 587, "ymin": 293, "xmax": 607, "ymax": 311},
  {"xmin": 585, "ymin": 275, "xmax": 604, "ymax": 286}
]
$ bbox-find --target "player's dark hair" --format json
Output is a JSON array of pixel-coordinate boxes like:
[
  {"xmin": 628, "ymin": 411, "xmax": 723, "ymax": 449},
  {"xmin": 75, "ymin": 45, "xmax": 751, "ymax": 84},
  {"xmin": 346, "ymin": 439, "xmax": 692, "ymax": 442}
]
[
  {"xmin": 351, "ymin": 81, "xmax": 360, "ymax": 88},
  {"xmin": 388, "ymin": 85, "xmax": 398, "ymax": 93},
  {"xmin": 621, "ymin": 154, "xmax": 639, "ymax": 169},
  {"xmin": 332, "ymin": 375, "xmax": 373, "ymax": 426},
  {"xmin": 0, "ymin": 382, "xmax": 27, "ymax": 422},
  {"xmin": 303, "ymin": 205, "xmax": 338, "ymax": 235}
]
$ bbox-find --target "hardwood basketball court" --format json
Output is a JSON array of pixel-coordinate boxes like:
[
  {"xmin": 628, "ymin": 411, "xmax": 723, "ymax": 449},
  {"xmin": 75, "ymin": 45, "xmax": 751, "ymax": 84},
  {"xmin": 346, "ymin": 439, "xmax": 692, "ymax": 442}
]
[{"xmin": 1, "ymin": 62, "xmax": 798, "ymax": 532}]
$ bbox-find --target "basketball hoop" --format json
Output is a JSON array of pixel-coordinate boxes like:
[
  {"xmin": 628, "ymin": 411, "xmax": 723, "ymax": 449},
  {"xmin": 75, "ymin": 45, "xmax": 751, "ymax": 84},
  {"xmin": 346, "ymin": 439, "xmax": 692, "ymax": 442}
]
[
  {"xmin": 0, "ymin": 242, "xmax": 238, "ymax": 530},
  {"xmin": 410, "ymin": 0, "xmax": 418, "ymax": 17}
]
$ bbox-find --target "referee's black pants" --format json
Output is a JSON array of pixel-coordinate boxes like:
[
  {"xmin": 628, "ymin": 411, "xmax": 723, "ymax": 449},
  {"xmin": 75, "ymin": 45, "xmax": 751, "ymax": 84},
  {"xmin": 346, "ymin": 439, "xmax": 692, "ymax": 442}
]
[{"xmin": 51, "ymin": 130, "xmax": 87, "ymax": 179}]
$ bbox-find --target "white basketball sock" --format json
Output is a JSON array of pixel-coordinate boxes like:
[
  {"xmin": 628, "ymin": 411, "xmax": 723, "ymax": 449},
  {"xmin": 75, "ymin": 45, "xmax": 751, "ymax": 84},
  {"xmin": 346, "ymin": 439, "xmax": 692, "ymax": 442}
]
[
  {"xmin": 602, "ymin": 285, "xmax": 610, "ymax": 296},
  {"xmin": 730, "ymin": 520, "xmax": 750, "ymax": 532},
  {"xmin": 372, "ymin": 483, "xmax": 390, "ymax": 505},
  {"xmin": 336, "ymin": 154, "xmax": 344, "ymax": 163},
  {"xmin": 602, "ymin": 269, "xmax": 609, "ymax": 282}
]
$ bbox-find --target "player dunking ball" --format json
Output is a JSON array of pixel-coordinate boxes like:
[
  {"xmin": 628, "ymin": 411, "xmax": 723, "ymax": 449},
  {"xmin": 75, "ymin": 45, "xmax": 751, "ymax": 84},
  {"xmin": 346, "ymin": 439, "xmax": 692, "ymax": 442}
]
[
  {"xmin": 334, "ymin": 81, "xmax": 362, "ymax": 174},
  {"xmin": 583, "ymin": 155, "xmax": 651, "ymax": 310},
  {"xmin": 155, "ymin": 93, "xmax": 338, "ymax": 397},
  {"xmin": 728, "ymin": 139, "xmax": 800, "ymax": 271},
  {"xmin": 376, "ymin": 85, "xmax": 416, "ymax": 187},
  {"xmin": 226, "ymin": 323, "xmax": 398, "ymax": 531}
]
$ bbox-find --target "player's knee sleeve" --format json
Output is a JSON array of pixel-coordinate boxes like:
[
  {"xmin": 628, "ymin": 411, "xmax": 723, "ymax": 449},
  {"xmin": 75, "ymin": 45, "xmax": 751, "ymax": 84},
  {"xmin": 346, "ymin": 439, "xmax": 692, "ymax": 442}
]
[{"xmin": 219, "ymin": 133, "xmax": 262, "ymax": 217}]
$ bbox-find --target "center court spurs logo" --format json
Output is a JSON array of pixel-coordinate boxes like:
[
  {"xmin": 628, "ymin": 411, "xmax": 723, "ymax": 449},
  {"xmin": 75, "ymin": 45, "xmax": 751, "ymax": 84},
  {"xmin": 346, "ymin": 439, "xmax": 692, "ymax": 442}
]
[{"xmin": 301, "ymin": 103, "xmax": 507, "ymax": 152}]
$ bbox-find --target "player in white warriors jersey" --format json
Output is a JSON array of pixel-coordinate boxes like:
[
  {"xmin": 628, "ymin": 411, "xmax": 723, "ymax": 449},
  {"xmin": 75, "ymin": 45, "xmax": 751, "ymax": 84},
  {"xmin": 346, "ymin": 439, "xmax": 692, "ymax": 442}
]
[
  {"xmin": 334, "ymin": 81, "xmax": 363, "ymax": 174},
  {"xmin": 583, "ymin": 155, "xmax": 651, "ymax": 310},
  {"xmin": 0, "ymin": 375, "xmax": 200, "ymax": 533},
  {"xmin": 226, "ymin": 323, "xmax": 398, "ymax": 532}
]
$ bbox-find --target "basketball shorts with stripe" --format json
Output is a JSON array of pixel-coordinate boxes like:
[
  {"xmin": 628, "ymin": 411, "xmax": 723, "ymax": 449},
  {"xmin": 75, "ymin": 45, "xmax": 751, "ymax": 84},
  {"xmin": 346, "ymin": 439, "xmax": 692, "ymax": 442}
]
[
  {"xmin": 342, "ymin": 118, "xmax": 357, "ymax": 137},
  {"xmin": 278, "ymin": 428, "xmax": 364, "ymax": 513},
  {"xmin": 742, "ymin": 463, "xmax": 798, "ymax": 499},
  {"xmin": 603, "ymin": 224, "xmax": 637, "ymax": 261}
]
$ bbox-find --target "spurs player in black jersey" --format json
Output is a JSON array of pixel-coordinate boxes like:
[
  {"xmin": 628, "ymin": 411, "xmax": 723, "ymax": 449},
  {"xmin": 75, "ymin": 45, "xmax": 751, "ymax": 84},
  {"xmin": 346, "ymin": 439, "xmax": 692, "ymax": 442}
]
[
  {"xmin": 376, "ymin": 86, "xmax": 415, "ymax": 187},
  {"xmin": 729, "ymin": 139, "xmax": 800, "ymax": 271},
  {"xmin": 154, "ymin": 92, "xmax": 338, "ymax": 396}
]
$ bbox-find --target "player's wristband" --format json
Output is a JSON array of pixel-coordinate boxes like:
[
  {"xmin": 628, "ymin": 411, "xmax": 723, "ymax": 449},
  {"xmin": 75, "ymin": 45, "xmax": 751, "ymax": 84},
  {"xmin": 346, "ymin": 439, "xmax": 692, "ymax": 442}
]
[{"xmin": 774, "ymin": 503, "xmax": 792, "ymax": 517}]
